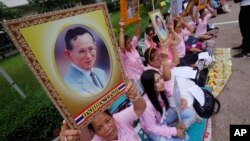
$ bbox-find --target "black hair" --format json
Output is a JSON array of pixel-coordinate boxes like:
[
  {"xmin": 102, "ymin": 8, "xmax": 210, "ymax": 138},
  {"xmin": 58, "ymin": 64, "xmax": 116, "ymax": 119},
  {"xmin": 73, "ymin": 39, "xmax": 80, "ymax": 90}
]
[
  {"xmin": 124, "ymin": 35, "xmax": 130, "ymax": 44},
  {"xmin": 143, "ymin": 47, "xmax": 157, "ymax": 66},
  {"xmin": 140, "ymin": 70, "xmax": 169, "ymax": 116},
  {"xmin": 87, "ymin": 110, "xmax": 112, "ymax": 132},
  {"xmin": 199, "ymin": 9, "xmax": 205, "ymax": 17},
  {"xmin": 145, "ymin": 27, "xmax": 154, "ymax": 35},
  {"xmin": 173, "ymin": 19, "xmax": 179, "ymax": 29},
  {"xmin": 152, "ymin": 35, "xmax": 160, "ymax": 48},
  {"xmin": 65, "ymin": 27, "xmax": 95, "ymax": 50},
  {"xmin": 163, "ymin": 12, "xmax": 170, "ymax": 20},
  {"xmin": 149, "ymin": 18, "xmax": 152, "ymax": 23}
]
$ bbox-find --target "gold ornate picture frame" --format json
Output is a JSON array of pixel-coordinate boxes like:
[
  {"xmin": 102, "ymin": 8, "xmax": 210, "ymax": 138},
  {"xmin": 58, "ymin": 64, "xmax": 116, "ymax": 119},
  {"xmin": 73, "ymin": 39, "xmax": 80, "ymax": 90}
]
[
  {"xmin": 198, "ymin": 0, "xmax": 208, "ymax": 10},
  {"xmin": 2, "ymin": 2, "xmax": 127, "ymax": 129},
  {"xmin": 148, "ymin": 9, "xmax": 168, "ymax": 43},
  {"xmin": 120, "ymin": 0, "xmax": 140, "ymax": 25}
]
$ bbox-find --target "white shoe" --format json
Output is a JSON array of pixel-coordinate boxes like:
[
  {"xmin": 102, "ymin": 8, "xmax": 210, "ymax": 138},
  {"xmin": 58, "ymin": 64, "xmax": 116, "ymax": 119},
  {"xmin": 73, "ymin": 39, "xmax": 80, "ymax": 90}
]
[{"xmin": 222, "ymin": 5, "xmax": 231, "ymax": 13}]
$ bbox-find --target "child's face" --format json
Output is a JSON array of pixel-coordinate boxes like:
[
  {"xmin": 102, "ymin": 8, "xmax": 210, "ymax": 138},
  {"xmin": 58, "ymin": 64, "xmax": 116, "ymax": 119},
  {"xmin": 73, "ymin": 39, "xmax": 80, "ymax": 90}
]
[
  {"xmin": 174, "ymin": 22, "xmax": 182, "ymax": 34},
  {"xmin": 201, "ymin": 10, "xmax": 207, "ymax": 18}
]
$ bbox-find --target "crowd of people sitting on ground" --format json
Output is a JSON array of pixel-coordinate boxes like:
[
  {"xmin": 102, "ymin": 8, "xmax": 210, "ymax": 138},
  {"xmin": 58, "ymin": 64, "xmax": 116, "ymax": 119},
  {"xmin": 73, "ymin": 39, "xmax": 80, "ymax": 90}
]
[{"xmin": 59, "ymin": 1, "xmax": 228, "ymax": 140}]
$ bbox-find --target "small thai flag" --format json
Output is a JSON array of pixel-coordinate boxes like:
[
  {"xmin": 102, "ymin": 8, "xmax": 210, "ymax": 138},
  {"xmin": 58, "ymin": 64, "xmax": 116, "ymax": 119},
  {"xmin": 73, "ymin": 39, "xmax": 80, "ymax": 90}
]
[
  {"xmin": 118, "ymin": 82, "xmax": 126, "ymax": 92},
  {"xmin": 75, "ymin": 114, "xmax": 84, "ymax": 125}
]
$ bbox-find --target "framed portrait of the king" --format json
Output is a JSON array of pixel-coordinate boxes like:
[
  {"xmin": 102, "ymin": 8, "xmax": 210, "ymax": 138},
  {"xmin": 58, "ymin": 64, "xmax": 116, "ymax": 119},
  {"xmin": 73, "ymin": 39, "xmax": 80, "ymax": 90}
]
[
  {"xmin": 198, "ymin": 0, "xmax": 208, "ymax": 10},
  {"xmin": 148, "ymin": 9, "xmax": 168, "ymax": 43},
  {"xmin": 2, "ymin": 2, "xmax": 127, "ymax": 129},
  {"xmin": 120, "ymin": 0, "xmax": 140, "ymax": 25}
]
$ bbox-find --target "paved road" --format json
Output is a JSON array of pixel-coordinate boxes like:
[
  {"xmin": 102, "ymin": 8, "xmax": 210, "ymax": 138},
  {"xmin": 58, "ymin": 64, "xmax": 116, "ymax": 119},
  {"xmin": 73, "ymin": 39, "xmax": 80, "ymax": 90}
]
[{"xmin": 209, "ymin": 1, "xmax": 250, "ymax": 141}]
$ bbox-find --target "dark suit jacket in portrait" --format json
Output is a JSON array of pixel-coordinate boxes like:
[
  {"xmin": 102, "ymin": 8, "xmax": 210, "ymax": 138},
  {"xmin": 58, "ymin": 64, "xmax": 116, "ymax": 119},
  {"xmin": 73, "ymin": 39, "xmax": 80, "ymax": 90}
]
[{"xmin": 64, "ymin": 65, "xmax": 108, "ymax": 96}]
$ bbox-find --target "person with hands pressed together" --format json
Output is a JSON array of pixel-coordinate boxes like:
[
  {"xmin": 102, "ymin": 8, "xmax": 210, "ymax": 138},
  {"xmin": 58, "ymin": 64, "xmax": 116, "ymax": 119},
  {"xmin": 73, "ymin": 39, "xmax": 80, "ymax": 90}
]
[
  {"xmin": 194, "ymin": 5, "xmax": 218, "ymax": 39},
  {"xmin": 172, "ymin": 16, "xmax": 199, "ymax": 67},
  {"xmin": 59, "ymin": 80, "xmax": 146, "ymax": 141}
]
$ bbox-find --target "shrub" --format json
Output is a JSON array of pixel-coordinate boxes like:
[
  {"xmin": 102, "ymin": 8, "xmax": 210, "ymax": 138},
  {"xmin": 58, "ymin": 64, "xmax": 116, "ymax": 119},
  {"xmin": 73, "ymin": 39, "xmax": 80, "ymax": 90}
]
[{"xmin": 0, "ymin": 55, "xmax": 62, "ymax": 141}]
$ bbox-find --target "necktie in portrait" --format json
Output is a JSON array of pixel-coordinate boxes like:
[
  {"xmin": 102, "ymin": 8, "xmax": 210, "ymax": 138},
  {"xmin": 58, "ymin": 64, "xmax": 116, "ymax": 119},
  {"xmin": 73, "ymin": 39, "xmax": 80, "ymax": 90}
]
[{"xmin": 90, "ymin": 72, "xmax": 103, "ymax": 88}]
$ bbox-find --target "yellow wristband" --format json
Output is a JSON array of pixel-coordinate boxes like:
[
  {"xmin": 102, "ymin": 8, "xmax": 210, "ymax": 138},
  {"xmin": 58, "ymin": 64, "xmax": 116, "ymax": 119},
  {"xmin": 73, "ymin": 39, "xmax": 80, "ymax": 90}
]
[{"xmin": 162, "ymin": 61, "xmax": 169, "ymax": 66}]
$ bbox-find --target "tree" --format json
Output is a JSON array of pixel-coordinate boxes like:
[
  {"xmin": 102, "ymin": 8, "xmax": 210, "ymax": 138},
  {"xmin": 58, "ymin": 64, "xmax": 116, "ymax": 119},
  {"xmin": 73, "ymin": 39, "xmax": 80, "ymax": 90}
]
[
  {"xmin": 80, "ymin": 0, "xmax": 96, "ymax": 5},
  {"xmin": 0, "ymin": 3, "xmax": 23, "ymax": 20},
  {"xmin": 28, "ymin": 0, "xmax": 81, "ymax": 13}
]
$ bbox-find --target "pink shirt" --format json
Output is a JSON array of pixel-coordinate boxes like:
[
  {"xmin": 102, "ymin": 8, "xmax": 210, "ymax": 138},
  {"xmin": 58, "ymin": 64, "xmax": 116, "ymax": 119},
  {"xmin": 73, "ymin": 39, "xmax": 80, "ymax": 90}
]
[
  {"xmin": 119, "ymin": 36, "xmax": 144, "ymax": 80},
  {"xmin": 91, "ymin": 106, "xmax": 141, "ymax": 141},
  {"xmin": 188, "ymin": 20, "xmax": 197, "ymax": 30},
  {"xmin": 144, "ymin": 37, "xmax": 157, "ymax": 49},
  {"xmin": 175, "ymin": 29, "xmax": 191, "ymax": 58},
  {"xmin": 195, "ymin": 13, "xmax": 211, "ymax": 37},
  {"xmin": 140, "ymin": 95, "xmax": 177, "ymax": 138}
]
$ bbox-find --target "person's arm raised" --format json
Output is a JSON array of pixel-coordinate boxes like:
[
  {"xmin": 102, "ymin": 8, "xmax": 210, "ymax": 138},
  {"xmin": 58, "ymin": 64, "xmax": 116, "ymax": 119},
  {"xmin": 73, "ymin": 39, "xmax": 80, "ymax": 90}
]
[
  {"xmin": 160, "ymin": 48, "xmax": 171, "ymax": 81},
  {"xmin": 168, "ymin": 19, "xmax": 181, "ymax": 45},
  {"xmin": 124, "ymin": 80, "xmax": 146, "ymax": 117},
  {"xmin": 177, "ymin": 16, "xmax": 194, "ymax": 34},
  {"xmin": 168, "ymin": 41, "xmax": 180, "ymax": 67},
  {"xmin": 206, "ymin": 4, "xmax": 215, "ymax": 16},
  {"xmin": 119, "ymin": 19, "xmax": 126, "ymax": 54},
  {"xmin": 167, "ymin": 19, "xmax": 180, "ymax": 67},
  {"xmin": 59, "ymin": 120, "xmax": 94, "ymax": 141},
  {"xmin": 134, "ymin": 17, "xmax": 141, "ymax": 39}
]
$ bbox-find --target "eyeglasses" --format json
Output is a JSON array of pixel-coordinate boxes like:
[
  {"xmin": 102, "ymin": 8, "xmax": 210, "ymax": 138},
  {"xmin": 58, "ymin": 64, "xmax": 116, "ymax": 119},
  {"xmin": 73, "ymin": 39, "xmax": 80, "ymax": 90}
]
[
  {"xmin": 148, "ymin": 32, "xmax": 154, "ymax": 36},
  {"xmin": 78, "ymin": 46, "xmax": 97, "ymax": 57},
  {"xmin": 152, "ymin": 56, "xmax": 161, "ymax": 61}
]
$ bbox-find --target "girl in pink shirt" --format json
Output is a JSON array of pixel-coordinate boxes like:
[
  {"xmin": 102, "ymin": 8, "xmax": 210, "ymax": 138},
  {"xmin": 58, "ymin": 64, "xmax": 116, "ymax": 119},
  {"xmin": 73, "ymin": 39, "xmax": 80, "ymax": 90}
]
[
  {"xmin": 194, "ymin": 5, "xmax": 218, "ymax": 39},
  {"xmin": 140, "ymin": 70, "xmax": 196, "ymax": 141},
  {"xmin": 144, "ymin": 27, "xmax": 158, "ymax": 49},
  {"xmin": 143, "ymin": 19, "xmax": 182, "ymax": 92},
  {"xmin": 59, "ymin": 81, "xmax": 146, "ymax": 141},
  {"xmin": 119, "ymin": 19, "xmax": 144, "ymax": 80},
  {"xmin": 173, "ymin": 17, "xmax": 198, "ymax": 67}
]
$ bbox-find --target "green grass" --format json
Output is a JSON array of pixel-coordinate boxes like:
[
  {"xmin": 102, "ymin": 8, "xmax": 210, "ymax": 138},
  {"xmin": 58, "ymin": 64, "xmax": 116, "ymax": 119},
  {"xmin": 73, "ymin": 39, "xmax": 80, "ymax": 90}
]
[{"xmin": 0, "ymin": 54, "xmax": 62, "ymax": 140}]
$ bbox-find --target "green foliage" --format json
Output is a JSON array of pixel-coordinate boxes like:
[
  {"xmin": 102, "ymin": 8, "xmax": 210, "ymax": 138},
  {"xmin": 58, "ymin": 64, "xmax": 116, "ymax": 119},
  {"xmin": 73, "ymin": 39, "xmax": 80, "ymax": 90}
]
[
  {"xmin": 0, "ymin": 55, "xmax": 62, "ymax": 141},
  {"xmin": 28, "ymin": 0, "xmax": 81, "ymax": 13},
  {"xmin": 0, "ymin": 3, "xmax": 23, "ymax": 20},
  {"xmin": 104, "ymin": 0, "xmax": 120, "ymax": 12}
]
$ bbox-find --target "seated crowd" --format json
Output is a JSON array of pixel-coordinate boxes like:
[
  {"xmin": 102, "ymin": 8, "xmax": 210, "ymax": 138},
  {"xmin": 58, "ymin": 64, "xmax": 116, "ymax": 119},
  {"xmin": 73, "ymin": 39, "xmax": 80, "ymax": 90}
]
[{"xmin": 59, "ymin": 3, "xmax": 221, "ymax": 141}]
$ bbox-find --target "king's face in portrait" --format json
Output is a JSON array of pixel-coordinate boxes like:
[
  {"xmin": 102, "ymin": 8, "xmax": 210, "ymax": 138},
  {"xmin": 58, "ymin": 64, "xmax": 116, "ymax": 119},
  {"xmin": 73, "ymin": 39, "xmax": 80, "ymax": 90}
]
[
  {"xmin": 63, "ymin": 27, "xmax": 108, "ymax": 96},
  {"xmin": 64, "ymin": 30, "xmax": 97, "ymax": 71}
]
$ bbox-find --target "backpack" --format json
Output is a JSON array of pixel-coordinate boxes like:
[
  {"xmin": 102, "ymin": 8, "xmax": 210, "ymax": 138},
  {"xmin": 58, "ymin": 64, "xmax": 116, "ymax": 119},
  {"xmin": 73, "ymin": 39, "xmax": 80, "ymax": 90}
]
[
  {"xmin": 234, "ymin": 0, "xmax": 242, "ymax": 3},
  {"xmin": 195, "ymin": 67, "xmax": 209, "ymax": 87},
  {"xmin": 193, "ymin": 89, "xmax": 220, "ymax": 118}
]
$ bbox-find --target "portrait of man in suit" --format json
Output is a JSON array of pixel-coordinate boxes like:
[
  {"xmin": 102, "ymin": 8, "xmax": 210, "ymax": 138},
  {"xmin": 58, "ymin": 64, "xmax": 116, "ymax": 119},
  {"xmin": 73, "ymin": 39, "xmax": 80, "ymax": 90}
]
[
  {"xmin": 127, "ymin": 0, "xmax": 137, "ymax": 19},
  {"xmin": 155, "ymin": 15, "xmax": 167, "ymax": 39},
  {"xmin": 62, "ymin": 26, "xmax": 109, "ymax": 96}
]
